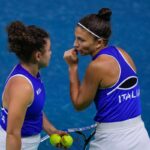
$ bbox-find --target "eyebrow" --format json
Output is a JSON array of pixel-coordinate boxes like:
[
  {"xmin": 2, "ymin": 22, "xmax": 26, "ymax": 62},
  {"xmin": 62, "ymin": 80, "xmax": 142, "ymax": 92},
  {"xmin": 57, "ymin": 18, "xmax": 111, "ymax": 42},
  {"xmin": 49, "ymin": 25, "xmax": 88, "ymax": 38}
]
[{"xmin": 76, "ymin": 36, "xmax": 85, "ymax": 41}]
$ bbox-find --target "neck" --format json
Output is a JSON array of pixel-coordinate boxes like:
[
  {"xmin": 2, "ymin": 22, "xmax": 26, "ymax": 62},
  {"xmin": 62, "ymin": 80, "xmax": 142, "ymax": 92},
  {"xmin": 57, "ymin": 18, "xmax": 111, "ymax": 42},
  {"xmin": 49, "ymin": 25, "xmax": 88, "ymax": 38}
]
[
  {"xmin": 91, "ymin": 45, "xmax": 107, "ymax": 57},
  {"xmin": 20, "ymin": 62, "xmax": 39, "ymax": 77}
]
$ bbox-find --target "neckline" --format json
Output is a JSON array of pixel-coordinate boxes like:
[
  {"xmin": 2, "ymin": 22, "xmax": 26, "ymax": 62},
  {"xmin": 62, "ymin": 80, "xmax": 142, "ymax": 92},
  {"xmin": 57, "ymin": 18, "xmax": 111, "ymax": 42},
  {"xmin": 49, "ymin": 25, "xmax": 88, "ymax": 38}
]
[
  {"xmin": 92, "ymin": 46, "xmax": 112, "ymax": 61},
  {"xmin": 18, "ymin": 64, "xmax": 40, "ymax": 80}
]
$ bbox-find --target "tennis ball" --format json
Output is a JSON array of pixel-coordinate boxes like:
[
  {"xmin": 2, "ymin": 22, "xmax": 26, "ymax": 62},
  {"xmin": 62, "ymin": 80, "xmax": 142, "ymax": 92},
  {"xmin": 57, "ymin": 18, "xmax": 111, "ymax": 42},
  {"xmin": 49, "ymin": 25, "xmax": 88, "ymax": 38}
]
[
  {"xmin": 49, "ymin": 134, "xmax": 61, "ymax": 146},
  {"xmin": 61, "ymin": 134, "xmax": 73, "ymax": 148}
]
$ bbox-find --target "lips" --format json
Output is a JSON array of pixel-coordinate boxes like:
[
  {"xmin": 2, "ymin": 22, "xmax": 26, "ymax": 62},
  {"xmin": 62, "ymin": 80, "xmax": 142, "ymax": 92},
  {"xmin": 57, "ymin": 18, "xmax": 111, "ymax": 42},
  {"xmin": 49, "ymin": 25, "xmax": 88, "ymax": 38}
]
[{"xmin": 75, "ymin": 49, "xmax": 84, "ymax": 55}]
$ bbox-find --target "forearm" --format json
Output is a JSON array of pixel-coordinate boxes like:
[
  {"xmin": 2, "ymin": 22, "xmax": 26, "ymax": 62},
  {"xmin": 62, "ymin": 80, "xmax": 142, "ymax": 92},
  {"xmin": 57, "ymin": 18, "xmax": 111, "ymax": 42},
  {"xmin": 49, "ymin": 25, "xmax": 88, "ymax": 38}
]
[
  {"xmin": 69, "ymin": 66, "xmax": 80, "ymax": 106},
  {"xmin": 6, "ymin": 133, "xmax": 21, "ymax": 150},
  {"xmin": 42, "ymin": 112, "xmax": 57, "ymax": 135}
]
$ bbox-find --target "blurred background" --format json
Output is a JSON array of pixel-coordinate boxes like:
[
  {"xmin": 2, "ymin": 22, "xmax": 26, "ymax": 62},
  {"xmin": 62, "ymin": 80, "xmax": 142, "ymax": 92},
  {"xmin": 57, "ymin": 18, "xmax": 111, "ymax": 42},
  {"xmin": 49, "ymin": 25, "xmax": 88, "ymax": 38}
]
[{"xmin": 0, "ymin": 0, "xmax": 150, "ymax": 149}]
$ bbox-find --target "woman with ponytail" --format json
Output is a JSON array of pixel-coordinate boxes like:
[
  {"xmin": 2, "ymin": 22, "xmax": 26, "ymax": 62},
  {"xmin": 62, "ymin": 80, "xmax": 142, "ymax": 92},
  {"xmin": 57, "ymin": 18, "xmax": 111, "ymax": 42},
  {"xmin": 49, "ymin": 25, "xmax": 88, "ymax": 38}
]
[
  {"xmin": 0, "ymin": 21, "xmax": 66, "ymax": 150},
  {"xmin": 64, "ymin": 8, "xmax": 150, "ymax": 150}
]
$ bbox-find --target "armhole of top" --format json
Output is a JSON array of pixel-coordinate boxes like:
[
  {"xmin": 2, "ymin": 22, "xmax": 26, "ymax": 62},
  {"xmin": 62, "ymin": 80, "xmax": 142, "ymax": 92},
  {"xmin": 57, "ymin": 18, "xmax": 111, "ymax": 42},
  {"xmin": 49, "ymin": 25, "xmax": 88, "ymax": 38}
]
[
  {"xmin": 99, "ymin": 54, "xmax": 121, "ymax": 89},
  {"xmin": 2, "ymin": 74, "xmax": 34, "ymax": 108},
  {"xmin": 117, "ymin": 48, "xmax": 136, "ymax": 73}
]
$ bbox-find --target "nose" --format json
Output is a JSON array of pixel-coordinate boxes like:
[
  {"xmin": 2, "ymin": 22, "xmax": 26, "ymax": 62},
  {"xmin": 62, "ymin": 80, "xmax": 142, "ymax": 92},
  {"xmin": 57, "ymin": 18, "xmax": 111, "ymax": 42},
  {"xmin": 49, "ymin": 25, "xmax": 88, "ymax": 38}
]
[
  {"xmin": 74, "ymin": 39, "xmax": 79, "ymax": 48},
  {"xmin": 49, "ymin": 50, "xmax": 52, "ymax": 58},
  {"xmin": 49, "ymin": 50, "xmax": 52, "ymax": 55}
]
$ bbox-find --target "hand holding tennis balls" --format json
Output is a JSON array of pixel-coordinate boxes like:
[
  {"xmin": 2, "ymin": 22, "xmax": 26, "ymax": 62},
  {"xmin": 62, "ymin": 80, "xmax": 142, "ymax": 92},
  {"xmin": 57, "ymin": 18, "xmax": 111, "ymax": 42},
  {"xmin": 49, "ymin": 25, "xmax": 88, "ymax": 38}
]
[
  {"xmin": 61, "ymin": 134, "xmax": 73, "ymax": 148},
  {"xmin": 50, "ymin": 134, "xmax": 73, "ymax": 148}
]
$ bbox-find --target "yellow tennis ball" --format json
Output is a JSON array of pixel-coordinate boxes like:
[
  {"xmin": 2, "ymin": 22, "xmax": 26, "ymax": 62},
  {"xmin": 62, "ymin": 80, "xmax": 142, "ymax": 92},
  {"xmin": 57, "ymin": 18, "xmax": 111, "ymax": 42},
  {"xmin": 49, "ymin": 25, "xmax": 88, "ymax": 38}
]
[
  {"xmin": 61, "ymin": 134, "xmax": 73, "ymax": 148},
  {"xmin": 49, "ymin": 134, "xmax": 61, "ymax": 146}
]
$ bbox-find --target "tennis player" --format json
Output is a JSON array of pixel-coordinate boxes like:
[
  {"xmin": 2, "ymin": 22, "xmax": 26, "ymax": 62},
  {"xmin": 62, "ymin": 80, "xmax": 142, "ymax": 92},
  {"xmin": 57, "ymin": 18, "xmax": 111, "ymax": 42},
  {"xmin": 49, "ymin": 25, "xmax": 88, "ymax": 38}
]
[
  {"xmin": 0, "ymin": 21, "xmax": 65, "ymax": 150},
  {"xmin": 64, "ymin": 8, "xmax": 150, "ymax": 150}
]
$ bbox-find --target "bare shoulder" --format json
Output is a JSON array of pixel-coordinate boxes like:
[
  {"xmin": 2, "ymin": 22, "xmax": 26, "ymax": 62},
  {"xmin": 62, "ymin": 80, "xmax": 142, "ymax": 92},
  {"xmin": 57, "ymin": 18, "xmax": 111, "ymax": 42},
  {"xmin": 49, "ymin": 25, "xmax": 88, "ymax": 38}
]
[
  {"xmin": 116, "ymin": 47, "xmax": 137, "ymax": 72},
  {"xmin": 89, "ymin": 55, "xmax": 109, "ymax": 69},
  {"xmin": 90, "ymin": 54, "xmax": 117, "ymax": 72},
  {"xmin": 89, "ymin": 54, "xmax": 120, "ymax": 88},
  {"xmin": 3, "ymin": 75, "xmax": 33, "ymax": 107},
  {"xmin": 7, "ymin": 75, "xmax": 33, "ymax": 92},
  {"xmin": 86, "ymin": 57, "xmax": 107, "ymax": 77},
  {"xmin": 86, "ymin": 55, "xmax": 115, "ymax": 85},
  {"xmin": 117, "ymin": 47, "xmax": 131, "ymax": 57}
]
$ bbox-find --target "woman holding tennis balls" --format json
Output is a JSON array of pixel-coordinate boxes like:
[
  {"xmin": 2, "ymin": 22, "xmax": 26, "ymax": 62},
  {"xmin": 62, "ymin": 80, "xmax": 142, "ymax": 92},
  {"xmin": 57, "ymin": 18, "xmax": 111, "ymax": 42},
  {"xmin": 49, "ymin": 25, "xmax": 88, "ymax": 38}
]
[
  {"xmin": 64, "ymin": 8, "xmax": 150, "ymax": 150},
  {"xmin": 0, "ymin": 21, "xmax": 66, "ymax": 150},
  {"xmin": 50, "ymin": 134, "xmax": 73, "ymax": 148}
]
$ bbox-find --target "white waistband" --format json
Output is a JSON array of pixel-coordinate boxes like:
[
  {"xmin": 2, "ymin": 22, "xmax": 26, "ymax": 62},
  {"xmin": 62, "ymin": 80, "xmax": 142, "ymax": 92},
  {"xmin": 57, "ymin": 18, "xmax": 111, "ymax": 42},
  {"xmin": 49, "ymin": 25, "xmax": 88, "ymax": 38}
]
[{"xmin": 96, "ymin": 116, "xmax": 142, "ymax": 130}]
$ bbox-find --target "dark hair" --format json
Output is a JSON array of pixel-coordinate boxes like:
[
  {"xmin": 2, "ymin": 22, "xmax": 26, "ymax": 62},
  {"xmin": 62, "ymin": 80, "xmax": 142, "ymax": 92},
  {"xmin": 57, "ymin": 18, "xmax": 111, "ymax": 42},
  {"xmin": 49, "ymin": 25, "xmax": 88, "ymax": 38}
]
[
  {"xmin": 7, "ymin": 21, "xmax": 49, "ymax": 62},
  {"xmin": 78, "ymin": 8, "xmax": 112, "ymax": 44}
]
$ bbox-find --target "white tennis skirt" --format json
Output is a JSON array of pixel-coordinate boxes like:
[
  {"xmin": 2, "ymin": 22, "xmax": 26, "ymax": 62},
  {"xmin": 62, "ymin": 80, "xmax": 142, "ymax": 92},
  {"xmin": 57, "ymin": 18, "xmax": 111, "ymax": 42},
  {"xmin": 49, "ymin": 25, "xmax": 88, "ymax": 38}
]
[
  {"xmin": 0, "ymin": 125, "xmax": 41, "ymax": 150},
  {"xmin": 89, "ymin": 116, "xmax": 150, "ymax": 150}
]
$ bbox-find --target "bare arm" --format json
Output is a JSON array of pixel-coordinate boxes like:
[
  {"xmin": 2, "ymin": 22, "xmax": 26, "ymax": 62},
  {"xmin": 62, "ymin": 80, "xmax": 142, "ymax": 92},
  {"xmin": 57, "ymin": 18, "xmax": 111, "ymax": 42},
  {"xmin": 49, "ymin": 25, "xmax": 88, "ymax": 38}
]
[
  {"xmin": 42, "ymin": 112, "xmax": 67, "ymax": 136},
  {"xmin": 64, "ymin": 49, "xmax": 100, "ymax": 111},
  {"xmin": 69, "ymin": 65, "xmax": 80, "ymax": 103},
  {"xmin": 42, "ymin": 112, "xmax": 57, "ymax": 134},
  {"xmin": 68, "ymin": 63, "xmax": 100, "ymax": 110},
  {"xmin": 5, "ymin": 77, "xmax": 33, "ymax": 150}
]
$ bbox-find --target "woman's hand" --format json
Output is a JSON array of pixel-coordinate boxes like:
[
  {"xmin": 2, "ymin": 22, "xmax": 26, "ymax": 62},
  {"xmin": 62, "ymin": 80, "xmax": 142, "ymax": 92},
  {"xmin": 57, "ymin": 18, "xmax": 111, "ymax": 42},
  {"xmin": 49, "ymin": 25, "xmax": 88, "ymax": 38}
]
[
  {"xmin": 51, "ymin": 129, "xmax": 68, "ymax": 150},
  {"xmin": 64, "ymin": 48, "xmax": 78, "ymax": 67},
  {"xmin": 51, "ymin": 129, "xmax": 67, "ymax": 136}
]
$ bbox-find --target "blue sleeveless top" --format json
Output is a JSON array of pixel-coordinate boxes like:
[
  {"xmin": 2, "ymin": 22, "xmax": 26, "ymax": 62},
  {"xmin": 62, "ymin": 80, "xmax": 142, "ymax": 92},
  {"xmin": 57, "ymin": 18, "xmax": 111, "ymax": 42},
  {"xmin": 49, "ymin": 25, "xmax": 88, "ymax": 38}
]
[
  {"xmin": 93, "ymin": 46, "xmax": 141, "ymax": 122},
  {"xmin": 0, "ymin": 64, "xmax": 46, "ymax": 137}
]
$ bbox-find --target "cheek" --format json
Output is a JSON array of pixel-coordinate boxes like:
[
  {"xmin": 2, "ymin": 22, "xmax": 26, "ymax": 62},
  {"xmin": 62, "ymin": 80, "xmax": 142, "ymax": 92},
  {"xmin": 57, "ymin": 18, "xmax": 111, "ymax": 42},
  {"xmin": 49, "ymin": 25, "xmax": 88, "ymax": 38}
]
[
  {"xmin": 82, "ymin": 43, "xmax": 92, "ymax": 51},
  {"xmin": 47, "ymin": 51, "xmax": 51, "ymax": 57},
  {"xmin": 80, "ymin": 42, "xmax": 88, "ymax": 48},
  {"xmin": 43, "ymin": 53, "xmax": 50, "ymax": 61}
]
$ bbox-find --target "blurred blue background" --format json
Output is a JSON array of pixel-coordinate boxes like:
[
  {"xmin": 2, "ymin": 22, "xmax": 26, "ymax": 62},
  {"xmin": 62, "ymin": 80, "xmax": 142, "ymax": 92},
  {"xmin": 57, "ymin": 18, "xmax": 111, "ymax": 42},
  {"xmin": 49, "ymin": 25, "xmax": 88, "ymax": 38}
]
[{"xmin": 0, "ymin": 0, "xmax": 150, "ymax": 149}]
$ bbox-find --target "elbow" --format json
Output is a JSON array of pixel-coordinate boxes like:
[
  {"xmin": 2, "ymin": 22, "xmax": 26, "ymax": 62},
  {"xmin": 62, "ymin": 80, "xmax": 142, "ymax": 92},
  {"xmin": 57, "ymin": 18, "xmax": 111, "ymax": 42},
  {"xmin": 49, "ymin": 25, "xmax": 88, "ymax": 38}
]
[
  {"xmin": 7, "ymin": 130, "xmax": 21, "ymax": 137},
  {"xmin": 7, "ymin": 127, "xmax": 21, "ymax": 137},
  {"xmin": 74, "ymin": 106, "xmax": 83, "ymax": 111},
  {"xmin": 73, "ymin": 101, "xmax": 85, "ymax": 111}
]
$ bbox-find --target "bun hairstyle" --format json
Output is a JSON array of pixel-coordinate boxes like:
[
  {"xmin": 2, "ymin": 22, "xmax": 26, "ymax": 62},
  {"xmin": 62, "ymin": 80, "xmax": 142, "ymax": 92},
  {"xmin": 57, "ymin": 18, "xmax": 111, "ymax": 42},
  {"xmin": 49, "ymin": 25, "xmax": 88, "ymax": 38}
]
[
  {"xmin": 78, "ymin": 8, "xmax": 112, "ymax": 44},
  {"xmin": 7, "ymin": 21, "xmax": 49, "ymax": 62},
  {"xmin": 97, "ymin": 8, "xmax": 112, "ymax": 21}
]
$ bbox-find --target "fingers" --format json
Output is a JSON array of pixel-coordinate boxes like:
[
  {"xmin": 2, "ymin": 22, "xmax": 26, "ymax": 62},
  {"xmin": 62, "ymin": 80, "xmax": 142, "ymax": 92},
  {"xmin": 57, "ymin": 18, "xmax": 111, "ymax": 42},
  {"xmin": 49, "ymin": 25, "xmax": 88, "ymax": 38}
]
[
  {"xmin": 56, "ymin": 141, "xmax": 68, "ymax": 150},
  {"xmin": 57, "ymin": 130, "xmax": 68, "ymax": 136},
  {"xmin": 53, "ymin": 129, "xmax": 68, "ymax": 137},
  {"xmin": 63, "ymin": 48, "xmax": 78, "ymax": 66},
  {"xmin": 74, "ymin": 49, "xmax": 78, "ymax": 55},
  {"xmin": 64, "ymin": 48, "xmax": 77, "ymax": 58}
]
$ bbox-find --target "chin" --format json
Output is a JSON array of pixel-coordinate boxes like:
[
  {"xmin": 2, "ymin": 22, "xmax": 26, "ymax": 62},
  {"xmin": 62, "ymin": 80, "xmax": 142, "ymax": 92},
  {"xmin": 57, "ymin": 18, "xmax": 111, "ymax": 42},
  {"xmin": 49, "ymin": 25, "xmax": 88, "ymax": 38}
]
[
  {"xmin": 80, "ymin": 52, "xmax": 89, "ymax": 56},
  {"xmin": 45, "ymin": 63, "xmax": 49, "ymax": 67},
  {"xmin": 80, "ymin": 53, "xmax": 86, "ymax": 56},
  {"xmin": 79, "ymin": 49, "xmax": 90, "ymax": 56},
  {"xmin": 40, "ymin": 63, "xmax": 49, "ymax": 68}
]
